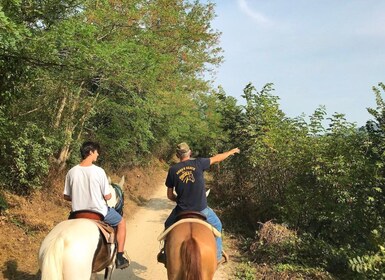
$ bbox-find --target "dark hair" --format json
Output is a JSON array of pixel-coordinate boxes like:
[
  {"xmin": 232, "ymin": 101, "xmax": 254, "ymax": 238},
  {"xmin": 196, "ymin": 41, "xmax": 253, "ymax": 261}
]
[{"xmin": 80, "ymin": 141, "xmax": 100, "ymax": 159}]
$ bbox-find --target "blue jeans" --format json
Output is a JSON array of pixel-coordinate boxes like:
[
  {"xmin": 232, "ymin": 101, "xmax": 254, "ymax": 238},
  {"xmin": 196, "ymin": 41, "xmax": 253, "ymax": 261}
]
[
  {"xmin": 104, "ymin": 207, "xmax": 122, "ymax": 227},
  {"xmin": 165, "ymin": 207, "xmax": 223, "ymax": 260}
]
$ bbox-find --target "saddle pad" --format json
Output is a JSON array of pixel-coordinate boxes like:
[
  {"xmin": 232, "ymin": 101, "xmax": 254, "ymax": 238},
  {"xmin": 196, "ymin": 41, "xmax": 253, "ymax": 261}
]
[
  {"xmin": 92, "ymin": 231, "xmax": 113, "ymax": 273},
  {"xmin": 157, "ymin": 218, "xmax": 221, "ymax": 241},
  {"xmin": 94, "ymin": 220, "xmax": 115, "ymax": 244}
]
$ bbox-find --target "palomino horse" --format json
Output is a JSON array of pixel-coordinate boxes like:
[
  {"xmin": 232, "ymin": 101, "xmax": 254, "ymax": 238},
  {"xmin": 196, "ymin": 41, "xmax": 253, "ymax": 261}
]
[
  {"xmin": 165, "ymin": 220, "xmax": 218, "ymax": 280},
  {"xmin": 38, "ymin": 176, "xmax": 125, "ymax": 280}
]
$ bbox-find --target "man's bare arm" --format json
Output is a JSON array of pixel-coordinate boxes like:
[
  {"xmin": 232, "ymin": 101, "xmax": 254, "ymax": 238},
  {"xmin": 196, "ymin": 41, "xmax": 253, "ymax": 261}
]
[
  {"xmin": 210, "ymin": 148, "xmax": 240, "ymax": 165},
  {"xmin": 63, "ymin": 194, "xmax": 71, "ymax": 201}
]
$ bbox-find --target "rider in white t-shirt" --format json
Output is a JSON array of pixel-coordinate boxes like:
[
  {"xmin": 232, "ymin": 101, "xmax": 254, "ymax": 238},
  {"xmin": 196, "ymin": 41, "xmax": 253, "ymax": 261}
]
[
  {"xmin": 64, "ymin": 164, "xmax": 111, "ymax": 216},
  {"xmin": 63, "ymin": 141, "xmax": 130, "ymax": 269}
]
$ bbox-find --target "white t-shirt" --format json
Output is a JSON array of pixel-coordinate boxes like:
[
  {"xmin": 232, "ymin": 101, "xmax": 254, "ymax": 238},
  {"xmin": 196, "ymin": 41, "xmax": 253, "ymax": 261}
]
[{"xmin": 63, "ymin": 164, "xmax": 111, "ymax": 216}]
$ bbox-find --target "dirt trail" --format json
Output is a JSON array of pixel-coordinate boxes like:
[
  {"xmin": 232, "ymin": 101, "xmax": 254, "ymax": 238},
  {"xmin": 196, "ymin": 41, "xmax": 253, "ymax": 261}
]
[{"xmin": 97, "ymin": 184, "xmax": 228, "ymax": 280}]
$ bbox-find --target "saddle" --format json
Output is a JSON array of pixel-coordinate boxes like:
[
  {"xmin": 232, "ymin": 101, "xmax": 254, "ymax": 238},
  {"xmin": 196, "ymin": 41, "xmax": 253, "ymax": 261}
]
[
  {"xmin": 176, "ymin": 211, "xmax": 207, "ymax": 221},
  {"xmin": 69, "ymin": 210, "xmax": 117, "ymax": 272},
  {"xmin": 68, "ymin": 210, "xmax": 104, "ymax": 221},
  {"xmin": 157, "ymin": 211, "xmax": 221, "ymax": 241}
]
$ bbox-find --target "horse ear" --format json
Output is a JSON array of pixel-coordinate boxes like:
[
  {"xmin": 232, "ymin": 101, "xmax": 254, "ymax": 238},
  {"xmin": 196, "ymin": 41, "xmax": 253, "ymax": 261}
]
[
  {"xmin": 108, "ymin": 176, "xmax": 112, "ymax": 184},
  {"xmin": 119, "ymin": 176, "xmax": 125, "ymax": 187},
  {"xmin": 206, "ymin": 189, "xmax": 210, "ymax": 197}
]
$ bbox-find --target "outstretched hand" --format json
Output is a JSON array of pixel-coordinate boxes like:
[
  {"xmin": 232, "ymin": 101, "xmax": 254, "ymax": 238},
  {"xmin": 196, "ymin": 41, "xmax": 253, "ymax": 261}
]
[
  {"xmin": 231, "ymin": 148, "xmax": 240, "ymax": 155},
  {"xmin": 210, "ymin": 147, "xmax": 241, "ymax": 165}
]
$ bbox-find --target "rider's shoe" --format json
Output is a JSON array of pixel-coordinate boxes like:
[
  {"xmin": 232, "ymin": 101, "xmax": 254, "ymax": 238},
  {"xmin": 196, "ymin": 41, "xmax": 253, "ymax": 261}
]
[
  {"xmin": 115, "ymin": 253, "xmax": 130, "ymax": 269},
  {"xmin": 217, "ymin": 250, "xmax": 229, "ymax": 266},
  {"xmin": 157, "ymin": 249, "xmax": 167, "ymax": 267}
]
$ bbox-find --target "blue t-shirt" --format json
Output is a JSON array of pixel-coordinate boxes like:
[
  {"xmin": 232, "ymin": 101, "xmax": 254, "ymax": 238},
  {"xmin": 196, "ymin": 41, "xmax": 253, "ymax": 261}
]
[{"xmin": 165, "ymin": 158, "xmax": 210, "ymax": 212}]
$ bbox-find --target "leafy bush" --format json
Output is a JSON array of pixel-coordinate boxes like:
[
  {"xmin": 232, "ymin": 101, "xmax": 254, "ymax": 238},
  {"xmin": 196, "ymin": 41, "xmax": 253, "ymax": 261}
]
[
  {"xmin": 4, "ymin": 123, "xmax": 54, "ymax": 194},
  {"xmin": 349, "ymin": 246, "xmax": 385, "ymax": 279},
  {"xmin": 234, "ymin": 262, "xmax": 257, "ymax": 280},
  {"xmin": 212, "ymin": 82, "xmax": 385, "ymax": 278}
]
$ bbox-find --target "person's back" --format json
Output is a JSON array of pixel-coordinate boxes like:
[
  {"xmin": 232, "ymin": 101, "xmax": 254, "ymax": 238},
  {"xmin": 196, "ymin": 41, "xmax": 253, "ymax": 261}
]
[
  {"xmin": 158, "ymin": 142, "xmax": 240, "ymax": 266},
  {"xmin": 63, "ymin": 141, "xmax": 130, "ymax": 269},
  {"xmin": 65, "ymin": 164, "xmax": 110, "ymax": 215},
  {"xmin": 166, "ymin": 158, "xmax": 209, "ymax": 212}
]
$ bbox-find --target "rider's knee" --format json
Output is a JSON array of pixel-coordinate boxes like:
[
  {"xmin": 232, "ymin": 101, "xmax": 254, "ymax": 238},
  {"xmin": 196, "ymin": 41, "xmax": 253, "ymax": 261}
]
[{"xmin": 118, "ymin": 217, "xmax": 126, "ymax": 227}]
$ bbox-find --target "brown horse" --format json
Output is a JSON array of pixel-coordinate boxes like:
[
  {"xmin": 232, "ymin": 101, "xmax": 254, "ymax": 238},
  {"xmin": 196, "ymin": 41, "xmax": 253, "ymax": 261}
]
[{"xmin": 166, "ymin": 221, "xmax": 217, "ymax": 280}]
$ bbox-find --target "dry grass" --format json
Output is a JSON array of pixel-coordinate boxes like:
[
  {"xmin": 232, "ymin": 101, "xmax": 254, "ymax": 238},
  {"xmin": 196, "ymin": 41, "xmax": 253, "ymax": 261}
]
[{"xmin": 256, "ymin": 221, "xmax": 297, "ymax": 246}]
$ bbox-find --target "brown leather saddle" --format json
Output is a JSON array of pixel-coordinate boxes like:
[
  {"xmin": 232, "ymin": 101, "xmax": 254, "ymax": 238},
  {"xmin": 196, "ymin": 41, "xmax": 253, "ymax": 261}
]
[
  {"xmin": 176, "ymin": 211, "xmax": 207, "ymax": 222},
  {"xmin": 69, "ymin": 210, "xmax": 117, "ymax": 272}
]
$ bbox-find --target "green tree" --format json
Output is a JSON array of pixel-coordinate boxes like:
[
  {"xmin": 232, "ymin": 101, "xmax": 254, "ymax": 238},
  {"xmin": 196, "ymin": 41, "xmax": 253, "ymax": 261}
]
[{"xmin": 0, "ymin": 0, "xmax": 224, "ymax": 191}]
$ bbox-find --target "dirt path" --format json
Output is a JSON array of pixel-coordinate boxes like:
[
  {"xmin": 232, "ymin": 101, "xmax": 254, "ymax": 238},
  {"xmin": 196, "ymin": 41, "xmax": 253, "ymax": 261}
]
[{"xmin": 97, "ymin": 184, "xmax": 229, "ymax": 280}]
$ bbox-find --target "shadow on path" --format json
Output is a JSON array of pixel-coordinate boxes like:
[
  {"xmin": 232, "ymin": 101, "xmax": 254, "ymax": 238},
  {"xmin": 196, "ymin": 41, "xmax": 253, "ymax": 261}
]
[
  {"xmin": 143, "ymin": 197, "xmax": 173, "ymax": 211},
  {"xmin": 2, "ymin": 260, "xmax": 39, "ymax": 280},
  {"xmin": 97, "ymin": 261, "xmax": 147, "ymax": 280}
]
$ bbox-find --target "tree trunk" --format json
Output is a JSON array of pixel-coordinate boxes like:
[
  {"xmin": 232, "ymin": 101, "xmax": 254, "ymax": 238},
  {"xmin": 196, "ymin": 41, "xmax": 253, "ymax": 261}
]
[
  {"xmin": 55, "ymin": 83, "xmax": 101, "ymax": 170},
  {"xmin": 56, "ymin": 83, "xmax": 84, "ymax": 168},
  {"xmin": 54, "ymin": 94, "xmax": 67, "ymax": 128}
]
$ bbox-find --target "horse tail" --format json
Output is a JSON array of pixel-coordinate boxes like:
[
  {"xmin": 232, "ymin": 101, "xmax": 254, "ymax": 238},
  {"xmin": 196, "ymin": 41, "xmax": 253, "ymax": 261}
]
[
  {"xmin": 40, "ymin": 236, "xmax": 64, "ymax": 280},
  {"xmin": 180, "ymin": 237, "xmax": 202, "ymax": 280}
]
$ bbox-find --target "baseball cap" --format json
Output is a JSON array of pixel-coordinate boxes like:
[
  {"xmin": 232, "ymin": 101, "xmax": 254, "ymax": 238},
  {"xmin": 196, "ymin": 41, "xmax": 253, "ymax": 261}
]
[{"xmin": 176, "ymin": 142, "xmax": 190, "ymax": 157}]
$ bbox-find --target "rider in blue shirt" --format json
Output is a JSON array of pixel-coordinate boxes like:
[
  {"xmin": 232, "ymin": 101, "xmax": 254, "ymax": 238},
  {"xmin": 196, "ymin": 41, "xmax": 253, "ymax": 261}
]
[{"xmin": 158, "ymin": 142, "xmax": 240, "ymax": 265}]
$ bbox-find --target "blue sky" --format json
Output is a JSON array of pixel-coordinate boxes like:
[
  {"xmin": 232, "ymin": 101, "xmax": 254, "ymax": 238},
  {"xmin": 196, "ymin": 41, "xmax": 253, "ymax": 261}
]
[{"xmin": 209, "ymin": 0, "xmax": 385, "ymax": 126}]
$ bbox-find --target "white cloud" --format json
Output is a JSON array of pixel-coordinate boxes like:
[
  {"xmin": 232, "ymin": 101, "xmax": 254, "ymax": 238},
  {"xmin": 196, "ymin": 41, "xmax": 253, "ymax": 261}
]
[{"xmin": 237, "ymin": 0, "xmax": 272, "ymax": 27}]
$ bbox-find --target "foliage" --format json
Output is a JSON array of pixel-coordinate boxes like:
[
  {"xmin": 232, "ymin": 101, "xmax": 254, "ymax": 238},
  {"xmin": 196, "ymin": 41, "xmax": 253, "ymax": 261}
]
[
  {"xmin": 2, "ymin": 123, "xmax": 54, "ymax": 194},
  {"xmin": 0, "ymin": 0, "xmax": 223, "ymax": 191},
  {"xmin": 344, "ymin": 82, "xmax": 385, "ymax": 279},
  {"xmin": 2, "ymin": 1, "xmax": 385, "ymax": 279},
  {"xmin": 273, "ymin": 263, "xmax": 333, "ymax": 280},
  {"xmin": 211, "ymin": 82, "xmax": 385, "ymax": 278},
  {"xmin": 234, "ymin": 262, "xmax": 257, "ymax": 280},
  {"xmin": 247, "ymin": 223, "xmax": 354, "ymax": 278},
  {"xmin": 349, "ymin": 245, "xmax": 385, "ymax": 279}
]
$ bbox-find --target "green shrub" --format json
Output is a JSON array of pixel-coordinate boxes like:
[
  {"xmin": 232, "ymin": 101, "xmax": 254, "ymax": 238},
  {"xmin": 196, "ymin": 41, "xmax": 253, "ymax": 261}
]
[
  {"xmin": 349, "ymin": 246, "xmax": 385, "ymax": 279},
  {"xmin": 235, "ymin": 262, "xmax": 257, "ymax": 280},
  {"xmin": 6, "ymin": 123, "xmax": 54, "ymax": 194}
]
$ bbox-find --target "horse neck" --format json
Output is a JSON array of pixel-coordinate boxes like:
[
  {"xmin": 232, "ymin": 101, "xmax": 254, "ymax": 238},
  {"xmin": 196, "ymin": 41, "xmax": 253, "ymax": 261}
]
[{"xmin": 106, "ymin": 185, "xmax": 117, "ymax": 207}]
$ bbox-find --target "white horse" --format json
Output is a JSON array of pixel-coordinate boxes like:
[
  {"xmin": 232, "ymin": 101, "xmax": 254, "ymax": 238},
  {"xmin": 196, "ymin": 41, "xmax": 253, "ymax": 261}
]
[{"xmin": 38, "ymin": 176, "xmax": 125, "ymax": 280}]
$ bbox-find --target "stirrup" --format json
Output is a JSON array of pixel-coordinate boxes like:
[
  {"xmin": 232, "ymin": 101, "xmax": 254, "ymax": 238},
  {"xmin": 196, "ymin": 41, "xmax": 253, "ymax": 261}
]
[
  {"xmin": 218, "ymin": 250, "xmax": 229, "ymax": 265},
  {"xmin": 157, "ymin": 249, "xmax": 167, "ymax": 267}
]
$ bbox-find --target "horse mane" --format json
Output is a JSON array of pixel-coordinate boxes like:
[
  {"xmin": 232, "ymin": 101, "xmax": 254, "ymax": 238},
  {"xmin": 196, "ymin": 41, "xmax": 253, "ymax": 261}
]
[{"xmin": 179, "ymin": 236, "xmax": 202, "ymax": 280}]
